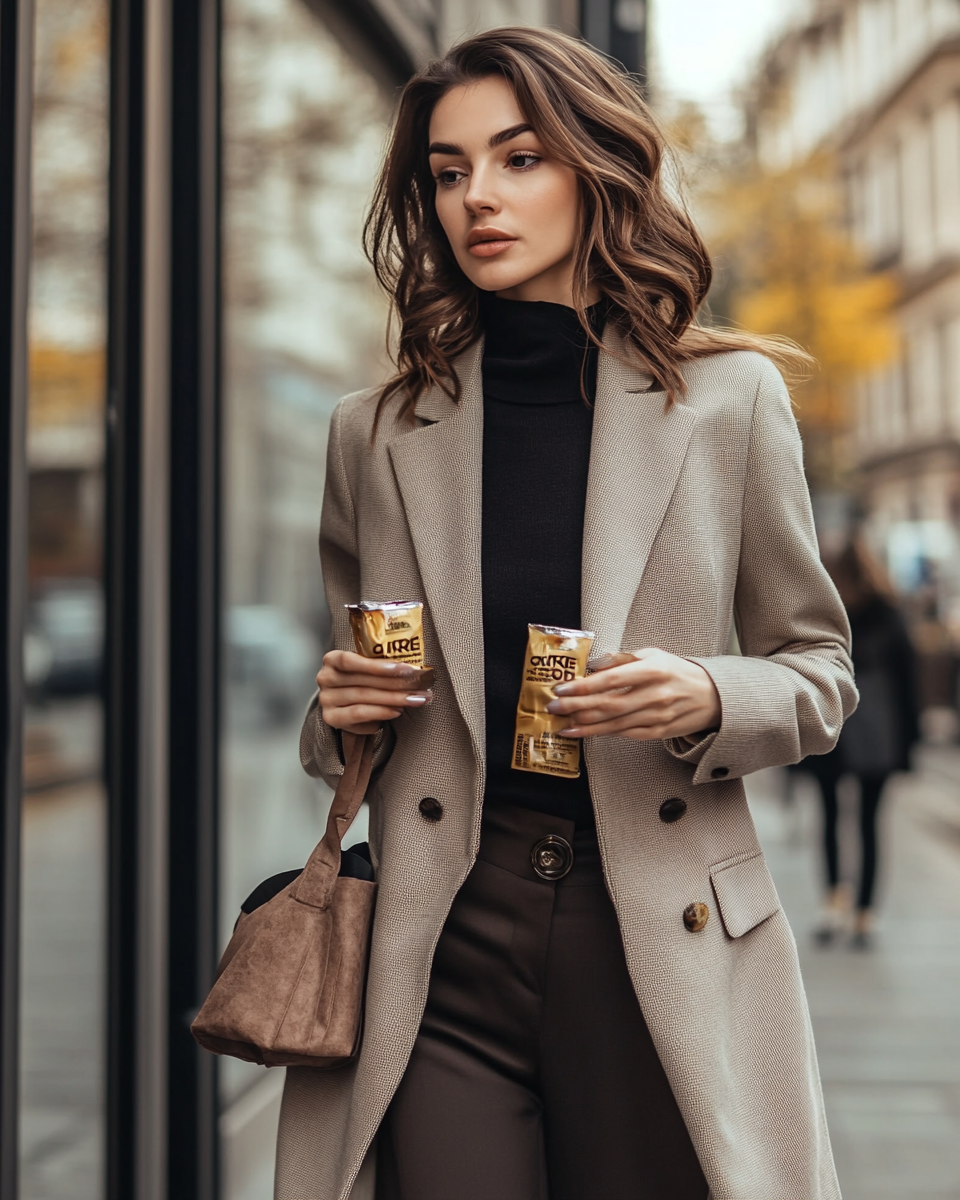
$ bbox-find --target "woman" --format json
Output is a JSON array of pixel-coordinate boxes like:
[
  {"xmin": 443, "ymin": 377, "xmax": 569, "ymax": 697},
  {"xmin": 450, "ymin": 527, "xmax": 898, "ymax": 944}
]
[
  {"xmin": 277, "ymin": 27, "xmax": 856, "ymax": 1200},
  {"xmin": 806, "ymin": 541, "xmax": 918, "ymax": 949}
]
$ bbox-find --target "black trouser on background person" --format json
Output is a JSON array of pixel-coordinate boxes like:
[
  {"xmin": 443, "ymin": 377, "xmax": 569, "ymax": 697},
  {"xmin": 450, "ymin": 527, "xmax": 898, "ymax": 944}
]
[
  {"xmin": 817, "ymin": 771, "xmax": 888, "ymax": 911},
  {"xmin": 376, "ymin": 802, "xmax": 709, "ymax": 1200}
]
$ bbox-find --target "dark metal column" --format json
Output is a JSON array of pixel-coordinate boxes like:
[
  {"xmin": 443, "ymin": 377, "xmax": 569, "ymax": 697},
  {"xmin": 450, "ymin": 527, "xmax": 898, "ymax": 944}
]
[
  {"xmin": 0, "ymin": 2, "xmax": 33, "ymax": 1196},
  {"xmin": 105, "ymin": 0, "xmax": 147, "ymax": 1196},
  {"xmin": 166, "ymin": 0, "xmax": 221, "ymax": 1194}
]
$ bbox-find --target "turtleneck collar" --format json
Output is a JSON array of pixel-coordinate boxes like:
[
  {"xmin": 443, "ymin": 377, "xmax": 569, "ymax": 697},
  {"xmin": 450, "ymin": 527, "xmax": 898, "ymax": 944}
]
[{"xmin": 480, "ymin": 293, "xmax": 605, "ymax": 406}]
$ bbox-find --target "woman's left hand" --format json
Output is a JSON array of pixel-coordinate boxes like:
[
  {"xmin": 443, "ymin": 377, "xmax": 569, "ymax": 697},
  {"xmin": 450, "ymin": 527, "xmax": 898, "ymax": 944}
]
[{"xmin": 545, "ymin": 648, "xmax": 722, "ymax": 742}]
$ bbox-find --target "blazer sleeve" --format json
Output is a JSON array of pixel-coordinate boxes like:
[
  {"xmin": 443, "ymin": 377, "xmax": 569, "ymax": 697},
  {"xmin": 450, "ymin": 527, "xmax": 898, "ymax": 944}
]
[
  {"xmin": 299, "ymin": 400, "xmax": 396, "ymax": 789},
  {"xmin": 665, "ymin": 359, "xmax": 857, "ymax": 784}
]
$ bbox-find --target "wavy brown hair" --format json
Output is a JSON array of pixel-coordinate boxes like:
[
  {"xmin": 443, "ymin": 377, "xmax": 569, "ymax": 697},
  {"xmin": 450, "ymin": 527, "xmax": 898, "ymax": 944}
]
[{"xmin": 365, "ymin": 25, "xmax": 807, "ymax": 427}]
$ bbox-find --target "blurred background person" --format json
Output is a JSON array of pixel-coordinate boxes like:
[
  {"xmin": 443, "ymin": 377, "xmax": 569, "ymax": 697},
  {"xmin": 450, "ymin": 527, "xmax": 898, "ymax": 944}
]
[{"xmin": 800, "ymin": 540, "xmax": 919, "ymax": 950}]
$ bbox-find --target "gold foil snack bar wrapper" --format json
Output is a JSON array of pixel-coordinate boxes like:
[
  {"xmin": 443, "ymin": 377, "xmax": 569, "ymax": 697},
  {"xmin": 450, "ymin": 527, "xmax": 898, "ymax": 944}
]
[
  {"xmin": 346, "ymin": 600, "xmax": 435, "ymax": 690},
  {"xmin": 512, "ymin": 624, "xmax": 595, "ymax": 778},
  {"xmin": 346, "ymin": 601, "xmax": 426, "ymax": 667}
]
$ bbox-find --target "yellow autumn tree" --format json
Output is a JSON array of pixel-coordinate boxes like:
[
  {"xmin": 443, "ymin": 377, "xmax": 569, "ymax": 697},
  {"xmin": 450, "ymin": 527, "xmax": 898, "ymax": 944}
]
[{"xmin": 703, "ymin": 152, "xmax": 898, "ymax": 486}]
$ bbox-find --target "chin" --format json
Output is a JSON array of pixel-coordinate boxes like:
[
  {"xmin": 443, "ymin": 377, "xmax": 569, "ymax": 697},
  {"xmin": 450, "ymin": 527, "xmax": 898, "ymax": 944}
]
[
  {"xmin": 456, "ymin": 255, "xmax": 534, "ymax": 296},
  {"xmin": 470, "ymin": 271, "xmax": 540, "ymax": 296}
]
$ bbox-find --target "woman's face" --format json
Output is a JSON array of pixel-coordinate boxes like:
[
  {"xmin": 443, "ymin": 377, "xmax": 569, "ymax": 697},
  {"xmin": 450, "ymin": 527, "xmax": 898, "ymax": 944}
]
[{"xmin": 428, "ymin": 76, "xmax": 586, "ymax": 306}]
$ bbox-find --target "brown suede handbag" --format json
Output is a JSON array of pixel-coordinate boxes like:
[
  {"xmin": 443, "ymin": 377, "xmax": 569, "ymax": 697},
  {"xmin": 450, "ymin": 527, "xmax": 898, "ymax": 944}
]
[{"xmin": 191, "ymin": 731, "xmax": 376, "ymax": 1068}]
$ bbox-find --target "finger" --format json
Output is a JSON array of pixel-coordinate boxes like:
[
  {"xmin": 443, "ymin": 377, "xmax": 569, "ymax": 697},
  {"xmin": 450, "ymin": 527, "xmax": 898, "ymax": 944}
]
[
  {"xmin": 547, "ymin": 684, "xmax": 675, "ymax": 718},
  {"xmin": 571, "ymin": 693, "xmax": 699, "ymax": 731},
  {"xmin": 558, "ymin": 703, "xmax": 647, "ymax": 728},
  {"xmin": 560, "ymin": 714, "xmax": 673, "ymax": 739},
  {"xmin": 562, "ymin": 704, "xmax": 677, "ymax": 731},
  {"xmin": 547, "ymin": 690, "xmax": 639, "ymax": 717},
  {"xmin": 323, "ymin": 649, "xmax": 423, "ymax": 680},
  {"xmin": 319, "ymin": 667, "xmax": 424, "ymax": 696},
  {"xmin": 552, "ymin": 660, "xmax": 665, "ymax": 698},
  {"xmin": 325, "ymin": 703, "xmax": 405, "ymax": 728},
  {"xmin": 326, "ymin": 687, "xmax": 433, "ymax": 709}
]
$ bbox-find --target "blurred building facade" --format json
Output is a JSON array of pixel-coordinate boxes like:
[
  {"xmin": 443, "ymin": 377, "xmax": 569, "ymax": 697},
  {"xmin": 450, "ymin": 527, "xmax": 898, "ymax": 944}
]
[
  {"xmin": 751, "ymin": 0, "xmax": 960, "ymax": 706},
  {"xmin": 0, "ymin": 4, "xmax": 647, "ymax": 1200}
]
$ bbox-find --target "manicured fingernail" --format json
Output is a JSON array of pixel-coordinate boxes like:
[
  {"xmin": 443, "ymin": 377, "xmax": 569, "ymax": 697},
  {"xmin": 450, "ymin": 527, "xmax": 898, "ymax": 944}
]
[
  {"xmin": 559, "ymin": 727, "xmax": 580, "ymax": 736},
  {"xmin": 553, "ymin": 683, "xmax": 573, "ymax": 696},
  {"xmin": 405, "ymin": 693, "xmax": 429, "ymax": 704},
  {"xmin": 546, "ymin": 700, "xmax": 562, "ymax": 714}
]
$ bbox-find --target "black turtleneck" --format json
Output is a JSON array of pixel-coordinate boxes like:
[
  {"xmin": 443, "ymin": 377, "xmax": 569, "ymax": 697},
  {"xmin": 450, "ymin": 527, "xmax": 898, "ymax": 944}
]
[{"xmin": 480, "ymin": 294, "xmax": 600, "ymax": 828}]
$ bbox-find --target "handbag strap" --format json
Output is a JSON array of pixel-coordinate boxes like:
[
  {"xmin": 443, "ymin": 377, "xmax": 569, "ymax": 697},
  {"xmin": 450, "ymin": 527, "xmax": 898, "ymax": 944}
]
[{"xmin": 293, "ymin": 730, "xmax": 376, "ymax": 910}]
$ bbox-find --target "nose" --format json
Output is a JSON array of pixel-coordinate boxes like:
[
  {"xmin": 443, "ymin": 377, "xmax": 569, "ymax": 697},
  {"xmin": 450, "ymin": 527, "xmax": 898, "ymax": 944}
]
[{"xmin": 463, "ymin": 160, "xmax": 500, "ymax": 217}]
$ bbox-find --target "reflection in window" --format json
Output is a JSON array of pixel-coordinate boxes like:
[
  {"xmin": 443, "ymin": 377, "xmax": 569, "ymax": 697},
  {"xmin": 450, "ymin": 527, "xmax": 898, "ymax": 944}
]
[
  {"xmin": 220, "ymin": 1, "xmax": 391, "ymax": 1194},
  {"xmin": 20, "ymin": 1, "xmax": 110, "ymax": 1198}
]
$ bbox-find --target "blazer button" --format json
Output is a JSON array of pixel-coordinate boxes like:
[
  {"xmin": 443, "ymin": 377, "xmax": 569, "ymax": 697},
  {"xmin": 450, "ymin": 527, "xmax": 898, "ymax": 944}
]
[
  {"xmin": 711, "ymin": 766, "xmax": 729, "ymax": 779},
  {"xmin": 683, "ymin": 902, "xmax": 709, "ymax": 932},
  {"xmin": 418, "ymin": 797, "xmax": 443, "ymax": 822},
  {"xmin": 659, "ymin": 797, "xmax": 687, "ymax": 823}
]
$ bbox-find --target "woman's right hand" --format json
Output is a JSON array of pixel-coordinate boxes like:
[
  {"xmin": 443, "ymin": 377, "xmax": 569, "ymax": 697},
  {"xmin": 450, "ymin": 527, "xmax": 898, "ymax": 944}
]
[{"xmin": 317, "ymin": 649, "xmax": 433, "ymax": 736}]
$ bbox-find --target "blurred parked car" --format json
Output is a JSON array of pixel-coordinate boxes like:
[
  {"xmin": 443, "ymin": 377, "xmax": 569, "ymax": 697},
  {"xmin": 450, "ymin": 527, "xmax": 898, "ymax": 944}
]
[
  {"xmin": 226, "ymin": 605, "xmax": 319, "ymax": 726},
  {"xmin": 26, "ymin": 578, "xmax": 104, "ymax": 697}
]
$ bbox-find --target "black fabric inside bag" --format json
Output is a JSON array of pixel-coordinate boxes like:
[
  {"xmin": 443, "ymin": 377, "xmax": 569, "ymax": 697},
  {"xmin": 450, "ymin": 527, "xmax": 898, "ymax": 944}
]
[{"xmin": 238, "ymin": 842, "xmax": 374, "ymax": 918}]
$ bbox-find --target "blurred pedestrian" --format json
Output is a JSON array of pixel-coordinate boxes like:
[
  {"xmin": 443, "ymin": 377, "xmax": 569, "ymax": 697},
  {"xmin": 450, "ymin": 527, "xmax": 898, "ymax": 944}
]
[{"xmin": 806, "ymin": 540, "xmax": 919, "ymax": 949}]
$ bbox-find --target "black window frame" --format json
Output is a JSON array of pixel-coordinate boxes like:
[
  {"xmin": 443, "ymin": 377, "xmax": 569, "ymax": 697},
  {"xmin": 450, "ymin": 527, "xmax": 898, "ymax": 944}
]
[{"xmin": 0, "ymin": 0, "xmax": 34, "ymax": 1191}]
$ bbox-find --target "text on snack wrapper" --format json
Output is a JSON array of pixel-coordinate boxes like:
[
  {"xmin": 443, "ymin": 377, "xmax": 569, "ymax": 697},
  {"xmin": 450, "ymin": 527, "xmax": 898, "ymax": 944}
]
[
  {"xmin": 372, "ymin": 635, "xmax": 422, "ymax": 657},
  {"xmin": 527, "ymin": 653, "xmax": 578, "ymax": 682}
]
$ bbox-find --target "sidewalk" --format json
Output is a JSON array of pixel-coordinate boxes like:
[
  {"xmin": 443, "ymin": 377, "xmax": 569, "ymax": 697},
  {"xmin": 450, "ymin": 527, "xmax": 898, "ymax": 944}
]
[{"xmin": 746, "ymin": 750, "xmax": 960, "ymax": 1200}]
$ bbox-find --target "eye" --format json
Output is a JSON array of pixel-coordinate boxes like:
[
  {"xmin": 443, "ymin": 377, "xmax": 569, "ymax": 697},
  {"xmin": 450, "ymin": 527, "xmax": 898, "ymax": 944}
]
[
  {"xmin": 507, "ymin": 152, "xmax": 541, "ymax": 171},
  {"xmin": 435, "ymin": 168, "xmax": 465, "ymax": 188}
]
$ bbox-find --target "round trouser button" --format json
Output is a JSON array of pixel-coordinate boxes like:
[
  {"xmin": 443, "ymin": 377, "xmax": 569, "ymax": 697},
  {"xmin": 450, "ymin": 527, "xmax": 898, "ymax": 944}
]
[{"xmin": 530, "ymin": 835, "xmax": 574, "ymax": 880}]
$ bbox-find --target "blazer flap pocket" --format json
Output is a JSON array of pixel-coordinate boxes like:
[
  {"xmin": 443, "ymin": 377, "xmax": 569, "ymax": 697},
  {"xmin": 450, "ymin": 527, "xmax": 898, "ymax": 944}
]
[{"xmin": 710, "ymin": 852, "xmax": 781, "ymax": 938}]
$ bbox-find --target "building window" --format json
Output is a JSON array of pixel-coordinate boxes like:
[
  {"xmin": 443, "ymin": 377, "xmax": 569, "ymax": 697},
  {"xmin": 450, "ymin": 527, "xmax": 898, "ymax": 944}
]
[
  {"xmin": 219, "ymin": 1, "xmax": 392, "ymax": 1192},
  {"xmin": 19, "ymin": 0, "xmax": 110, "ymax": 1196}
]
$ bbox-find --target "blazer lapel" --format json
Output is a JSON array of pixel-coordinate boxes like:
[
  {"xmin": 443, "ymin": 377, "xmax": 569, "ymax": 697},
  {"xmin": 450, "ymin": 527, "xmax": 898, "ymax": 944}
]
[
  {"xmin": 582, "ymin": 329, "xmax": 699, "ymax": 654},
  {"xmin": 388, "ymin": 342, "xmax": 486, "ymax": 759}
]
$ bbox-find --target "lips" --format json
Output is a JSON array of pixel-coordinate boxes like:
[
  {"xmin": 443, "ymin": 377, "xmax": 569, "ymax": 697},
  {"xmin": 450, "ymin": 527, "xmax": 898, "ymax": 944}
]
[{"xmin": 467, "ymin": 227, "xmax": 517, "ymax": 258}]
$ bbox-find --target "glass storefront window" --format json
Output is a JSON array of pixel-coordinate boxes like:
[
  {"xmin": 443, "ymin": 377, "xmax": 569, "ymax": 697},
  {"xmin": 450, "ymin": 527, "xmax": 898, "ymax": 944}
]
[
  {"xmin": 20, "ymin": 1, "xmax": 110, "ymax": 1197},
  {"xmin": 220, "ymin": 2, "xmax": 391, "ymax": 1194}
]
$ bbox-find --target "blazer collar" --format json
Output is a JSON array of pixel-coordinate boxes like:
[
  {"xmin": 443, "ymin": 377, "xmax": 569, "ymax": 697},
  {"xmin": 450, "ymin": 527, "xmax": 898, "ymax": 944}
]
[
  {"xmin": 387, "ymin": 328, "xmax": 698, "ymax": 753},
  {"xmin": 582, "ymin": 327, "xmax": 699, "ymax": 654},
  {"xmin": 388, "ymin": 341, "xmax": 486, "ymax": 761}
]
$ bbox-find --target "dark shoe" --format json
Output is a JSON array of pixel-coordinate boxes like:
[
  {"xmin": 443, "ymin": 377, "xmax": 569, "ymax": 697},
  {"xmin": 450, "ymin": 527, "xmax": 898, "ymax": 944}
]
[{"xmin": 812, "ymin": 905, "xmax": 847, "ymax": 947}]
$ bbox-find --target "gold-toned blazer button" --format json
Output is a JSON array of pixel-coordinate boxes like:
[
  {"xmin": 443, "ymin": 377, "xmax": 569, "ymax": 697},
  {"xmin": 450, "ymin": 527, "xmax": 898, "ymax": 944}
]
[{"xmin": 683, "ymin": 902, "xmax": 709, "ymax": 932}]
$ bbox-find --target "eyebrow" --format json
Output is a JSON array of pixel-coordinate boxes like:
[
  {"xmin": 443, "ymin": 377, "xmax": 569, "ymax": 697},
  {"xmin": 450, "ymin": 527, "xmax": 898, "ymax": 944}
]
[{"xmin": 428, "ymin": 122, "xmax": 535, "ymax": 157}]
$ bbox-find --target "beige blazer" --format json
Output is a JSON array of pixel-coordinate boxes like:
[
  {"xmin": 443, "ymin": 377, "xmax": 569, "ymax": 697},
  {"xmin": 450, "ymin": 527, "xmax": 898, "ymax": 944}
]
[{"xmin": 275, "ymin": 331, "xmax": 856, "ymax": 1200}]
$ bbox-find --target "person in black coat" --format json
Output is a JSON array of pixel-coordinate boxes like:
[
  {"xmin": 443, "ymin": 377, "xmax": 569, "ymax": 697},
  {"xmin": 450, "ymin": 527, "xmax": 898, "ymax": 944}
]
[{"xmin": 802, "ymin": 541, "xmax": 919, "ymax": 948}]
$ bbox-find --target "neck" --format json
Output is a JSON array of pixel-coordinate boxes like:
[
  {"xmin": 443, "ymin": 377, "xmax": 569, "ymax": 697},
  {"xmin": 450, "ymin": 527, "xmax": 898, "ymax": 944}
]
[{"xmin": 494, "ymin": 263, "xmax": 599, "ymax": 308}]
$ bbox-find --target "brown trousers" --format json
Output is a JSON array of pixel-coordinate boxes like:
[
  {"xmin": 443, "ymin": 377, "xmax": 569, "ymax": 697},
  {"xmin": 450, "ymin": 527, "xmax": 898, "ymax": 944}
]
[{"xmin": 376, "ymin": 802, "xmax": 709, "ymax": 1200}]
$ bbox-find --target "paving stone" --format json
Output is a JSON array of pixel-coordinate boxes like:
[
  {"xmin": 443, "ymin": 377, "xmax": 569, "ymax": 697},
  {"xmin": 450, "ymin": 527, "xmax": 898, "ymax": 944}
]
[{"xmin": 747, "ymin": 752, "xmax": 960, "ymax": 1200}]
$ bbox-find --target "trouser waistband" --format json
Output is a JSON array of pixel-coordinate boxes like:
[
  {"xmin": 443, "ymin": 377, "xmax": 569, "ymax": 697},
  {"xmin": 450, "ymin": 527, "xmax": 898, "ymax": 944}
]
[{"xmin": 478, "ymin": 799, "xmax": 602, "ymax": 885}]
